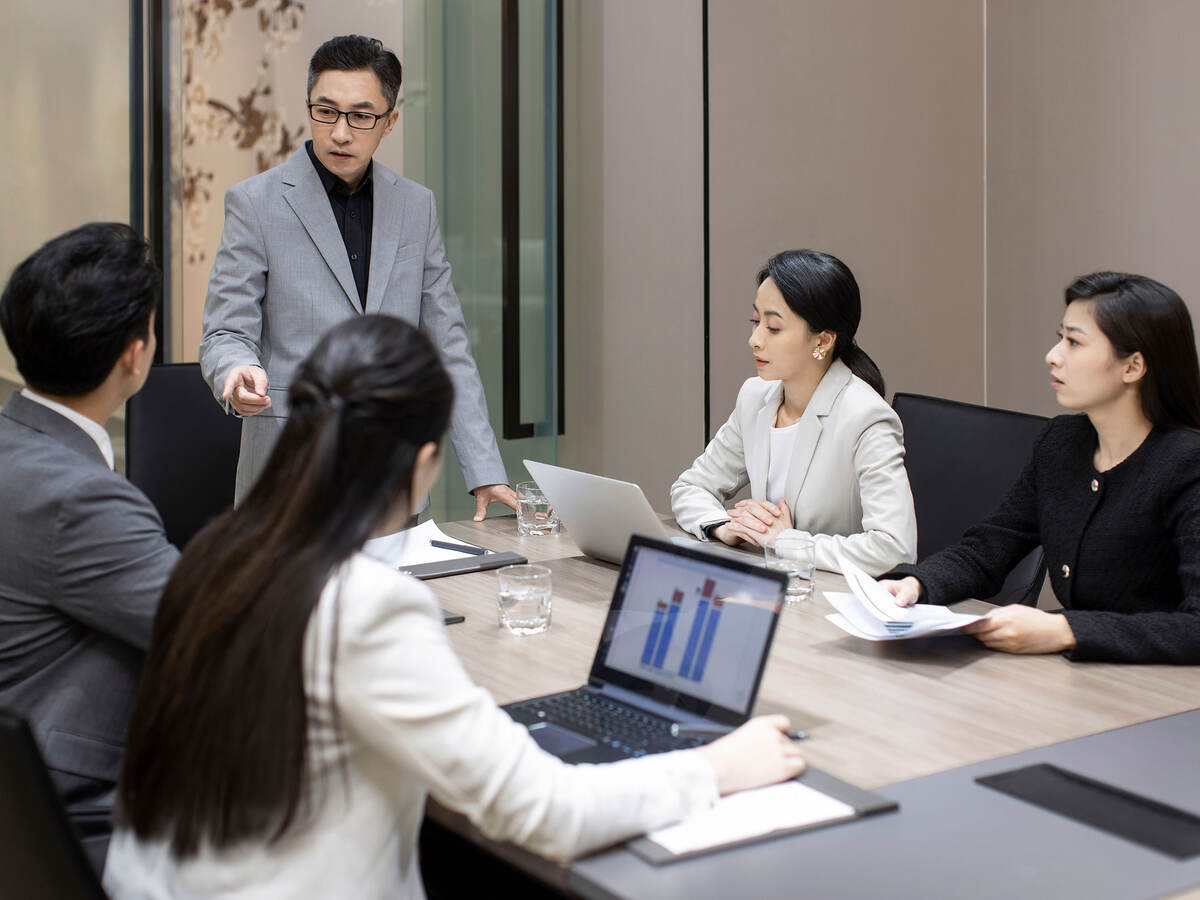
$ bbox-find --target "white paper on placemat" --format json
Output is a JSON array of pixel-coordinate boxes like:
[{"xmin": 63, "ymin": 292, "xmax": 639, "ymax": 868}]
[{"xmin": 646, "ymin": 781, "xmax": 855, "ymax": 856}]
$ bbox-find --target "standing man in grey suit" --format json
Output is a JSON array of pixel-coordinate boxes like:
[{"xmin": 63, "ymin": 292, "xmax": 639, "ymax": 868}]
[
  {"xmin": 200, "ymin": 34, "xmax": 516, "ymax": 517},
  {"xmin": 0, "ymin": 223, "xmax": 179, "ymax": 866}
]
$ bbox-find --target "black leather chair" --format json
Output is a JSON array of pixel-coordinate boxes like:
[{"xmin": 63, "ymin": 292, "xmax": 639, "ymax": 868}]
[
  {"xmin": 125, "ymin": 363, "xmax": 242, "ymax": 549},
  {"xmin": 0, "ymin": 711, "xmax": 108, "ymax": 898},
  {"xmin": 892, "ymin": 392, "xmax": 1049, "ymax": 606}
]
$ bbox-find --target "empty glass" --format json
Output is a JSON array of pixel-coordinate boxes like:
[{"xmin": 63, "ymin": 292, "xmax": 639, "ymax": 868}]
[
  {"xmin": 497, "ymin": 564, "xmax": 553, "ymax": 635},
  {"xmin": 516, "ymin": 481, "xmax": 561, "ymax": 535},
  {"xmin": 763, "ymin": 534, "xmax": 816, "ymax": 601}
]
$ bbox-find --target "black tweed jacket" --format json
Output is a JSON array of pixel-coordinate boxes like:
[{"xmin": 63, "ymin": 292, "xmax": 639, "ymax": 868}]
[{"xmin": 887, "ymin": 414, "xmax": 1200, "ymax": 663}]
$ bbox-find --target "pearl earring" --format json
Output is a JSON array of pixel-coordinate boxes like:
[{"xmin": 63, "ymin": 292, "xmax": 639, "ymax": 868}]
[{"xmin": 813, "ymin": 347, "xmax": 826, "ymax": 361}]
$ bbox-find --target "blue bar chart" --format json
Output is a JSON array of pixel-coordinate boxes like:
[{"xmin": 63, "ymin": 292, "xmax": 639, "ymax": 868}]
[
  {"xmin": 651, "ymin": 590, "xmax": 683, "ymax": 668},
  {"xmin": 691, "ymin": 598, "xmax": 723, "ymax": 682},
  {"xmin": 679, "ymin": 578, "xmax": 717, "ymax": 679},
  {"xmin": 640, "ymin": 600, "xmax": 668, "ymax": 665}
]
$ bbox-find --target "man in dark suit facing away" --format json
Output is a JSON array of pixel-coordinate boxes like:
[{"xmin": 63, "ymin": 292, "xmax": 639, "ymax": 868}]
[{"xmin": 0, "ymin": 223, "xmax": 179, "ymax": 868}]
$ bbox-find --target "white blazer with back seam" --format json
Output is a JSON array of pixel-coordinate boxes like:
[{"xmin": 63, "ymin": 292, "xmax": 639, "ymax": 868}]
[{"xmin": 671, "ymin": 360, "xmax": 917, "ymax": 576}]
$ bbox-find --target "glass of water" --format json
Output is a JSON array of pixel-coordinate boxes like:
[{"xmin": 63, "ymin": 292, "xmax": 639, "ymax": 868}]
[
  {"xmin": 497, "ymin": 564, "xmax": 553, "ymax": 635},
  {"xmin": 516, "ymin": 481, "xmax": 561, "ymax": 536},
  {"xmin": 763, "ymin": 534, "xmax": 815, "ymax": 601}
]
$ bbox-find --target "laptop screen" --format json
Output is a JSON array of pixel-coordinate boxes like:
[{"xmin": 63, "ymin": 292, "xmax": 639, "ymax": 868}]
[{"xmin": 591, "ymin": 536, "xmax": 786, "ymax": 724}]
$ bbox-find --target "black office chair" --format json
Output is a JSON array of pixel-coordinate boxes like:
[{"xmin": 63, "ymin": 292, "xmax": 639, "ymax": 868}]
[
  {"xmin": 125, "ymin": 363, "xmax": 242, "ymax": 549},
  {"xmin": 0, "ymin": 711, "xmax": 108, "ymax": 898},
  {"xmin": 892, "ymin": 392, "xmax": 1049, "ymax": 606}
]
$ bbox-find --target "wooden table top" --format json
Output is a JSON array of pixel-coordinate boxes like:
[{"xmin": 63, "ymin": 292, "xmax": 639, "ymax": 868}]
[{"xmin": 434, "ymin": 517, "xmax": 1200, "ymax": 792}]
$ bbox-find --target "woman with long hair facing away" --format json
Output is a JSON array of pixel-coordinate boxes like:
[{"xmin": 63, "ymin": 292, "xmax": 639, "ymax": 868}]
[
  {"xmin": 882, "ymin": 272, "xmax": 1200, "ymax": 663},
  {"xmin": 671, "ymin": 249, "xmax": 917, "ymax": 575},
  {"xmin": 104, "ymin": 316, "xmax": 805, "ymax": 898}
]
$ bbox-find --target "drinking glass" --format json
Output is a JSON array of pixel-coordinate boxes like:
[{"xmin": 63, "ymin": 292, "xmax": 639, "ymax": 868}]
[
  {"xmin": 516, "ymin": 481, "xmax": 561, "ymax": 535},
  {"xmin": 497, "ymin": 564, "xmax": 553, "ymax": 635},
  {"xmin": 763, "ymin": 534, "xmax": 815, "ymax": 601}
]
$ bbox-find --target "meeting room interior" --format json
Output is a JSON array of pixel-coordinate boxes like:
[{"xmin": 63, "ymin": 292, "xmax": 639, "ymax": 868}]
[{"xmin": 4, "ymin": 1, "xmax": 1200, "ymax": 898}]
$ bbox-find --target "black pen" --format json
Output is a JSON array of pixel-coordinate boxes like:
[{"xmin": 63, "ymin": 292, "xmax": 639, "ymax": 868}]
[
  {"xmin": 430, "ymin": 539, "xmax": 488, "ymax": 556},
  {"xmin": 670, "ymin": 722, "xmax": 807, "ymax": 741}
]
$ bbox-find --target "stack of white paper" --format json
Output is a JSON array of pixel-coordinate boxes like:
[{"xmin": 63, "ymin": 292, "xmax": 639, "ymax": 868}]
[
  {"xmin": 646, "ymin": 781, "xmax": 856, "ymax": 855},
  {"xmin": 824, "ymin": 553, "xmax": 986, "ymax": 641},
  {"xmin": 362, "ymin": 519, "xmax": 483, "ymax": 569}
]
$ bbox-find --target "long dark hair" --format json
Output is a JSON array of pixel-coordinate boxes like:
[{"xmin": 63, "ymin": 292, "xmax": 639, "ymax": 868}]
[
  {"xmin": 1065, "ymin": 271, "xmax": 1200, "ymax": 429},
  {"xmin": 117, "ymin": 316, "xmax": 454, "ymax": 856},
  {"xmin": 757, "ymin": 249, "xmax": 886, "ymax": 396}
]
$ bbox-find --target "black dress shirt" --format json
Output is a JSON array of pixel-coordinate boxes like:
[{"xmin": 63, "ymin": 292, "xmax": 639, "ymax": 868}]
[
  {"xmin": 886, "ymin": 414, "xmax": 1200, "ymax": 664},
  {"xmin": 306, "ymin": 140, "xmax": 372, "ymax": 308}
]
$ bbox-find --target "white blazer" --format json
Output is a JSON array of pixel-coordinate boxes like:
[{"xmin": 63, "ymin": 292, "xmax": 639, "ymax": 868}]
[
  {"xmin": 671, "ymin": 360, "xmax": 917, "ymax": 576},
  {"xmin": 103, "ymin": 554, "xmax": 717, "ymax": 900}
]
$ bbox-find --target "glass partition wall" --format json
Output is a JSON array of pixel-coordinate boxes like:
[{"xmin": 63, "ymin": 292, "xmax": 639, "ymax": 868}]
[{"xmin": 404, "ymin": 0, "xmax": 561, "ymax": 521}]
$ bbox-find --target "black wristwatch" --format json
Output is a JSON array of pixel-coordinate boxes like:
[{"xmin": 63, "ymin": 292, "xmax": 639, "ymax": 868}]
[{"xmin": 701, "ymin": 521, "xmax": 728, "ymax": 541}]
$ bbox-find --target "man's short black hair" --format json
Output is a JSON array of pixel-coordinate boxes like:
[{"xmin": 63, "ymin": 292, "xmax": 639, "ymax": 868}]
[
  {"xmin": 307, "ymin": 35, "xmax": 403, "ymax": 110},
  {"xmin": 0, "ymin": 222, "xmax": 160, "ymax": 396}
]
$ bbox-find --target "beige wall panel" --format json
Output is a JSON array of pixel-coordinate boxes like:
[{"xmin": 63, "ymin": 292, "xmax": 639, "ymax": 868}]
[
  {"xmin": 558, "ymin": 0, "xmax": 705, "ymax": 509},
  {"xmin": 707, "ymin": 0, "xmax": 985, "ymax": 433},
  {"xmin": 987, "ymin": 0, "xmax": 1200, "ymax": 417}
]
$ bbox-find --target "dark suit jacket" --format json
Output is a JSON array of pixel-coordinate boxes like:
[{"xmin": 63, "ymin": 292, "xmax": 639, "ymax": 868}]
[
  {"xmin": 0, "ymin": 392, "xmax": 179, "ymax": 822},
  {"xmin": 888, "ymin": 415, "xmax": 1200, "ymax": 663}
]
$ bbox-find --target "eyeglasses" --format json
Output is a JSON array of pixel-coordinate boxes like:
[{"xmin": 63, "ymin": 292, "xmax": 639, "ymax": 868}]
[{"xmin": 307, "ymin": 103, "xmax": 391, "ymax": 130}]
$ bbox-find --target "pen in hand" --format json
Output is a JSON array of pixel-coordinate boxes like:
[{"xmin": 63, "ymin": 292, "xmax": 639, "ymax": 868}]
[{"xmin": 671, "ymin": 722, "xmax": 807, "ymax": 741}]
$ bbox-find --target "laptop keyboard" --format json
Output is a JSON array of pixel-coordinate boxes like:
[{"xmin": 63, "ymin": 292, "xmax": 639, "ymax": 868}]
[{"xmin": 506, "ymin": 691, "xmax": 704, "ymax": 758}]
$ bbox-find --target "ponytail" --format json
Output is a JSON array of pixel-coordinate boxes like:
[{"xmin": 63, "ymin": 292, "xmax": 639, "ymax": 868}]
[{"xmin": 836, "ymin": 337, "xmax": 886, "ymax": 397}]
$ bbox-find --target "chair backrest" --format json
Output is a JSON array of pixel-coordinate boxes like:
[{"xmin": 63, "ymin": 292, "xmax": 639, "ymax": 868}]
[
  {"xmin": 0, "ymin": 711, "xmax": 108, "ymax": 899},
  {"xmin": 125, "ymin": 363, "xmax": 242, "ymax": 549},
  {"xmin": 892, "ymin": 392, "xmax": 1049, "ymax": 606}
]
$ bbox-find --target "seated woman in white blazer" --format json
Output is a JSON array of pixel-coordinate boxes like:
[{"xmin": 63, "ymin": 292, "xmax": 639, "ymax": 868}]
[
  {"xmin": 672, "ymin": 249, "xmax": 917, "ymax": 576},
  {"xmin": 103, "ymin": 317, "xmax": 804, "ymax": 899}
]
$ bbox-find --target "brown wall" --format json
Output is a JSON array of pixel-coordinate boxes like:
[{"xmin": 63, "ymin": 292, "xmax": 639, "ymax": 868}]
[
  {"xmin": 557, "ymin": 0, "xmax": 1200, "ymax": 507},
  {"xmin": 706, "ymin": 0, "xmax": 986, "ymax": 433},
  {"xmin": 986, "ymin": 0, "xmax": 1200, "ymax": 417},
  {"xmin": 558, "ymin": 0, "xmax": 706, "ymax": 509}
]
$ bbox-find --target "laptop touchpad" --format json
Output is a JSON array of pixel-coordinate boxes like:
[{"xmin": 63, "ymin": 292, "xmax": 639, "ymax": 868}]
[{"xmin": 527, "ymin": 722, "xmax": 597, "ymax": 755}]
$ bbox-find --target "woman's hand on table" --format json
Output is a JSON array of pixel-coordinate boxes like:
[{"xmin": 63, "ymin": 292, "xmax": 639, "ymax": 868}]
[
  {"xmin": 716, "ymin": 499, "xmax": 794, "ymax": 548},
  {"xmin": 963, "ymin": 605, "xmax": 1077, "ymax": 654},
  {"xmin": 697, "ymin": 715, "xmax": 806, "ymax": 795}
]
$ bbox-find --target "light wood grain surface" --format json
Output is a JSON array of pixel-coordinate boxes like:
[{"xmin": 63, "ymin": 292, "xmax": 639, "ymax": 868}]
[{"xmin": 435, "ymin": 517, "xmax": 1200, "ymax": 791}]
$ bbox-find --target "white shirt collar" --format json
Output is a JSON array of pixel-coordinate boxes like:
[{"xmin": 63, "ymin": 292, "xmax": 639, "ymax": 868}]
[{"xmin": 21, "ymin": 388, "xmax": 115, "ymax": 470}]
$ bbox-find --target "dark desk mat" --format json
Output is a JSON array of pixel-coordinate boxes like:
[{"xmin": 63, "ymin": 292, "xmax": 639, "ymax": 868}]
[{"xmin": 977, "ymin": 763, "xmax": 1200, "ymax": 860}]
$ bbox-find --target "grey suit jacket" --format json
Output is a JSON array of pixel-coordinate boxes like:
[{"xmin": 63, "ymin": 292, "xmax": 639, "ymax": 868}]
[
  {"xmin": 0, "ymin": 392, "xmax": 179, "ymax": 815},
  {"xmin": 670, "ymin": 361, "xmax": 917, "ymax": 576},
  {"xmin": 199, "ymin": 147, "xmax": 508, "ymax": 503}
]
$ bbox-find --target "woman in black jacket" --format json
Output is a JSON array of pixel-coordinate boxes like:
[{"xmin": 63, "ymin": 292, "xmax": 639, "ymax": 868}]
[{"xmin": 883, "ymin": 271, "xmax": 1200, "ymax": 664}]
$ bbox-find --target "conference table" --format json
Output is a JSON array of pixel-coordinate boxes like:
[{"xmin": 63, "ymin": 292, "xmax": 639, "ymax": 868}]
[{"xmin": 422, "ymin": 517, "xmax": 1200, "ymax": 899}]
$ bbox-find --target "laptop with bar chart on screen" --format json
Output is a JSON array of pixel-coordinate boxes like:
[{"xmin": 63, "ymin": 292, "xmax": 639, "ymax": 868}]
[{"xmin": 503, "ymin": 535, "xmax": 787, "ymax": 764}]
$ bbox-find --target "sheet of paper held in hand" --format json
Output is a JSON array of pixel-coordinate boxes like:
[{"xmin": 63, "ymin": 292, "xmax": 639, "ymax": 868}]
[
  {"xmin": 823, "ymin": 552, "xmax": 986, "ymax": 641},
  {"xmin": 362, "ymin": 519, "xmax": 483, "ymax": 568},
  {"xmin": 645, "ymin": 781, "xmax": 856, "ymax": 855}
]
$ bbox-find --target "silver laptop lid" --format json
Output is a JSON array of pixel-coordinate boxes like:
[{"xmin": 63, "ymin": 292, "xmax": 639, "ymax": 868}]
[{"xmin": 523, "ymin": 460, "xmax": 670, "ymax": 563}]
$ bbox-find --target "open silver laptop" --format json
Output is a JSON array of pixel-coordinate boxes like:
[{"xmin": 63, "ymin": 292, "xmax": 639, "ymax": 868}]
[{"xmin": 523, "ymin": 459, "xmax": 758, "ymax": 565}]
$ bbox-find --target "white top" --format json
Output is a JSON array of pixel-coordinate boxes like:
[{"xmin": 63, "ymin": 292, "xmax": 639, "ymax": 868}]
[
  {"xmin": 767, "ymin": 419, "xmax": 802, "ymax": 503},
  {"xmin": 21, "ymin": 388, "xmax": 114, "ymax": 470},
  {"xmin": 670, "ymin": 360, "xmax": 917, "ymax": 576},
  {"xmin": 103, "ymin": 554, "xmax": 718, "ymax": 899}
]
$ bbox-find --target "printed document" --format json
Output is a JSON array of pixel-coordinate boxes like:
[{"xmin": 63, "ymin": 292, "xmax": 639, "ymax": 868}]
[
  {"xmin": 824, "ymin": 552, "xmax": 986, "ymax": 641},
  {"xmin": 362, "ymin": 519, "xmax": 483, "ymax": 568}
]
